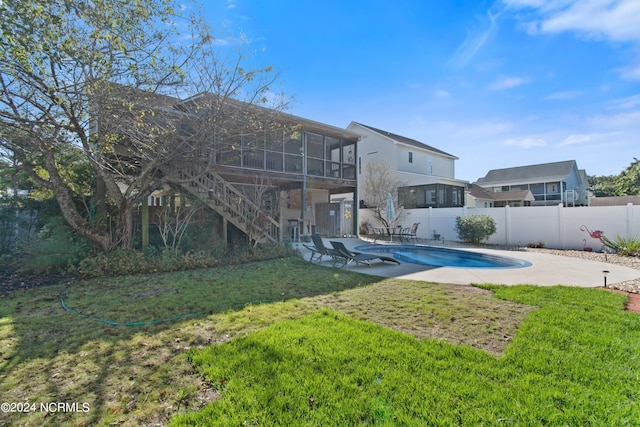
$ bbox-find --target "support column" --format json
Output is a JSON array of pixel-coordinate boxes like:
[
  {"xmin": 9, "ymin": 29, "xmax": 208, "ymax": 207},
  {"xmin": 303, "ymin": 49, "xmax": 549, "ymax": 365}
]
[{"xmin": 222, "ymin": 217, "xmax": 228, "ymax": 249}]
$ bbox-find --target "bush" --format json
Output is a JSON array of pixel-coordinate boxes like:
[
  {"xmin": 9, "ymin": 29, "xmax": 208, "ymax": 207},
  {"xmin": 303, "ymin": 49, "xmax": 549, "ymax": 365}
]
[
  {"xmin": 601, "ymin": 234, "xmax": 640, "ymax": 256},
  {"xmin": 16, "ymin": 217, "xmax": 90, "ymax": 274},
  {"xmin": 455, "ymin": 214, "xmax": 497, "ymax": 244},
  {"xmin": 73, "ymin": 242, "xmax": 297, "ymax": 278}
]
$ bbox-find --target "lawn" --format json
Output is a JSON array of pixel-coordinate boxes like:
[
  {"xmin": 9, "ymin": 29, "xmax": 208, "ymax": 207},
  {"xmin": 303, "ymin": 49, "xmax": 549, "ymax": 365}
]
[{"xmin": 0, "ymin": 256, "xmax": 637, "ymax": 426}]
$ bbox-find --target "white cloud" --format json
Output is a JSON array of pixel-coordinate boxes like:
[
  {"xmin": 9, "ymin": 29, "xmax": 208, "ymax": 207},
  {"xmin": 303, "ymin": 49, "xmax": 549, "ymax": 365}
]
[
  {"xmin": 448, "ymin": 11, "xmax": 498, "ymax": 68},
  {"xmin": 559, "ymin": 133, "xmax": 591, "ymax": 146},
  {"xmin": 433, "ymin": 89, "xmax": 452, "ymax": 99},
  {"xmin": 504, "ymin": 137, "xmax": 547, "ymax": 148},
  {"xmin": 618, "ymin": 62, "xmax": 640, "ymax": 81},
  {"xmin": 489, "ymin": 75, "xmax": 529, "ymax": 90},
  {"xmin": 503, "ymin": 0, "xmax": 640, "ymax": 42},
  {"xmin": 502, "ymin": 0, "xmax": 548, "ymax": 7},
  {"xmin": 541, "ymin": 0, "xmax": 640, "ymax": 43},
  {"xmin": 542, "ymin": 90, "xmax": 582, "ymax": 100},
  {"xmin": 589, "ymin": 109, "xmax": 640, "ymax": 128},
  {"xmin": 608, "ymin": 93, "xmax": 640, "ymax": 109}
]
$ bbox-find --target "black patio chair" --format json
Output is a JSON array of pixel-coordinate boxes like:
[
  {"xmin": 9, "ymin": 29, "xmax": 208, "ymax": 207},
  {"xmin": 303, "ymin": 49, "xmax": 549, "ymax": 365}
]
[
  {"xmin": 329, "ymin": 241, "xmax": 400, "ymax": 268},
  {"xmin": 303, "ymin": 233, "xmax": 342, "ymax": 264}
]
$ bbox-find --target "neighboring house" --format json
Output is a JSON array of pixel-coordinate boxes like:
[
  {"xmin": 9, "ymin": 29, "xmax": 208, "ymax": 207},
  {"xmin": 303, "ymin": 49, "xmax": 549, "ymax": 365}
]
[
  {"xmin": 589, "ymin": 196, "xmax": 640, "ymax": 206},
  {"xmin": 466, "ymin": 184, "xmax": 534, "ymax": 208},
  {"xmin": 474, "ymin": 160, "xmax": 589, "ymax": 206},
  {"xmin": 346, "ymin": 122, "xmax": 468, "ymax": 210}
]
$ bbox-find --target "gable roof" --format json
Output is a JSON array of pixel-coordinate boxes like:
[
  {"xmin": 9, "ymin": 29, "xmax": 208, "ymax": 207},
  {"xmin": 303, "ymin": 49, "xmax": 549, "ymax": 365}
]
[
  {"xmin": 476, "ymin": 160, "xmax": 578, "ymax": 186},
  {"xmin": 350, "ymin": 122, "xmax": 457, "ymax": 159},
  {"xmin": 467, "ymin": 184, "xmax": 534, "ymax": 202}
]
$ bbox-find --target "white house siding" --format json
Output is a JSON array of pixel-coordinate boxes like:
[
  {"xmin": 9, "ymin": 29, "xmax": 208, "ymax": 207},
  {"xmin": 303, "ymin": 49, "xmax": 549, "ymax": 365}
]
[
  {"xmin": 359, "ymin": 203, "xmax": 639, "ymax": 250},
  {"xmin": 396, "ymin": 145, "xmax": 455, "ymax": 178}
]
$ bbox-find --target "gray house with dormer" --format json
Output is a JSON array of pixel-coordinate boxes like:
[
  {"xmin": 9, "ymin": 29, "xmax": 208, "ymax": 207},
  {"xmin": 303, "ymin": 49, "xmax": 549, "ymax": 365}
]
[{"xmin": 474, "ymin": 160, "xmax": 589, "ymax": 206}]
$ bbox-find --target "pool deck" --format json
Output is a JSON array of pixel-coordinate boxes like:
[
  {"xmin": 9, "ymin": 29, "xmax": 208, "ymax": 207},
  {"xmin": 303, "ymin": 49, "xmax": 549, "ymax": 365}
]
[{"xmin": 294, "ymin": 237, "xmax": 640, "ymax": 288}]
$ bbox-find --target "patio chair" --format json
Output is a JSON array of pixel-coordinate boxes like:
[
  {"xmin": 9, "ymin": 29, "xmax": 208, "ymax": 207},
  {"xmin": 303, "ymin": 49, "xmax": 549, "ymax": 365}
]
[
  {"xmin": 329, "ymin": 241, "xmax": 401, "ymax": 268},
  {"xmin": 364, "ymin": 222, "xmax": 382, "ymax": 242},
  {"xmin": 303, "ymin": 233, "xmax": 341, "ymax": 264},
  {"xmin": 400, "ymin": 222, "xmax": 420, "ymax": 243}
]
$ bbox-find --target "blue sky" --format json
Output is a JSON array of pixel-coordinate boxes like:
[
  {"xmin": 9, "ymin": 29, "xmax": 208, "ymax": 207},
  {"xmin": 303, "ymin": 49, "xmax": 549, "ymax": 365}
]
[{"xmin": 204, "ymin": 0, "xmax": 640, "ymax": 182}]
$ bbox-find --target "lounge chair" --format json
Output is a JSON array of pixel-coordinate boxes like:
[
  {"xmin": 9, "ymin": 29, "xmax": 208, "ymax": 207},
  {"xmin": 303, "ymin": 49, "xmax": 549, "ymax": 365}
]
[
  {"xmin": 400, "ymin": 222, "xmax": 420, "ymax": 243},
  {"xmin": 329, "ymin": 241, "xmax": 401, "ymax": 268},
  {"xmin": 303, "ymin": 233, "xmax": 341, "ymax": 264}
]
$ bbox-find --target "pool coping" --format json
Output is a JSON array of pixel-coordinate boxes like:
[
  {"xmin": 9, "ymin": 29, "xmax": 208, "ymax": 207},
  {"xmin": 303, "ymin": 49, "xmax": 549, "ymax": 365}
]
[{"xmin": 294, "ymin": 237, "xmax": 640, "ymax": 288}]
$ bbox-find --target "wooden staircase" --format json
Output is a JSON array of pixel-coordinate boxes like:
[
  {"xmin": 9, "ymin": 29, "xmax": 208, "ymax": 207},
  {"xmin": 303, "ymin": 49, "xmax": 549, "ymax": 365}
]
[{"xmin": 176, "ymin": 167, "xmax": 281, "ymax": 244}]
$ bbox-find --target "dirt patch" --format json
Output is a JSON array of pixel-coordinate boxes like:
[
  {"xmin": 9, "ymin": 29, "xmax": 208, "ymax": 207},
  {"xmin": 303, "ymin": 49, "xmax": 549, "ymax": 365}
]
[
  {"xmin": 627, "ymin": 293, "xmax": 640, "ymax": 313},
  {"xmin": 0, "ymin": 269, "xmax": 70, "ymax": 296},
  {"xmin": 602, "ymin": 288, "xmax": 640, "ymax": 314}
]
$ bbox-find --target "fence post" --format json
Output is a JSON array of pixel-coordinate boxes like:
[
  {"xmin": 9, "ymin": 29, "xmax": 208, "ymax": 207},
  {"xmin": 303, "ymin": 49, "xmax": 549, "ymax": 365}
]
[
  {"xmin": 557, "ymin": 203, "xmax": 565, "ymax": 249},
  {"xmin": 504, "ymin": 205, "xmax": 511, "ymax": 246}
]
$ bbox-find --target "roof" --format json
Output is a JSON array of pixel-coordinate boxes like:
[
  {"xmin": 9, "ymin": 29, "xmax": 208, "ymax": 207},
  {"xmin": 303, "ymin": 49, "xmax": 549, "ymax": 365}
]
[
  {"xmin": 589, "ymin": 196, "xmax": 640, "ymax": 206},
  {"xmin": 467, "ymin": 184, "xmax": 534, "ymax": 202},
  {"xmin": 476, "ymin": 160, "xmax": 578, "ymax": 186},
  {"xmin": 350, "ymin": 122, "xmax": 457, "ymax": 159},
  {"xmin": 178, "ymin": 92, "xmax": 361, "ymax": 141}
]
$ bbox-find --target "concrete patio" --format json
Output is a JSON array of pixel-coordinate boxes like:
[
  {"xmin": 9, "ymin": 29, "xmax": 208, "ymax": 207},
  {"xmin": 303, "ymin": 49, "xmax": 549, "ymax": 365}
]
[{"xmin": 293, "ymin": 237, "xmax": 640, "ymax": 288}]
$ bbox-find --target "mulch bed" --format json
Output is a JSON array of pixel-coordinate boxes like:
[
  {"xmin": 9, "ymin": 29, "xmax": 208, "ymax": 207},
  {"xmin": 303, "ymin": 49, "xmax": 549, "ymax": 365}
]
[
  {"xmin": 0, "ymin": 269, "xmax": 70, "ymax": 296},
  {"xmin": 604, "ymin": 288, "xmax": 640, "ymax": 314}
]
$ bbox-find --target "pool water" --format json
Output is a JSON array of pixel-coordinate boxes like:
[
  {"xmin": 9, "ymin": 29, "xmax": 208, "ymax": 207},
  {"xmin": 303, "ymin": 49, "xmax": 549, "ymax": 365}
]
[{"xmin": 354, "ymin": 244, "xmax": 531, "ymax": 269}]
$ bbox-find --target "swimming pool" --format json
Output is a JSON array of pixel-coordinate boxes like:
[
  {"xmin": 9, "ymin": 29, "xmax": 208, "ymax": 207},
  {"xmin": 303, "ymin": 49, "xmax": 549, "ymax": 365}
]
[{"xmin": 354, "ymin": 244, "xmax": 531, "ymax": 269}]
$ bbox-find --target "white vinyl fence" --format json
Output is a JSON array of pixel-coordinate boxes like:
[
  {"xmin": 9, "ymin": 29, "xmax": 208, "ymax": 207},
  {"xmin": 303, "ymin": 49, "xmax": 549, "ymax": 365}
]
[{"xmin": 359, "ymin": 203, "xmax": 639, "ymax": 250}]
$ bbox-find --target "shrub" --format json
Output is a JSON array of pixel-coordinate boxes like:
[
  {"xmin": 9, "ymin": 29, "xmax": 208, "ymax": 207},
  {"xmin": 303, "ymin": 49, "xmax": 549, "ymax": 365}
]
[
  {"xmin": 73, "ymin": 242, "xmax": 297, "ymax": 278},
  {"xmin": 16, "ymin": 217, "xmax": 90, "ymax": 274},
  {"xmin": 455, "ymin": 214, "xmax": 497, "ymax": 244},
  {"xmin": 600, "ymin": 234, "xmax": 640, "ymax": 256},
  {"xmin": 75, "ymin": 248, "xmax": 150, "ymax": 277}
]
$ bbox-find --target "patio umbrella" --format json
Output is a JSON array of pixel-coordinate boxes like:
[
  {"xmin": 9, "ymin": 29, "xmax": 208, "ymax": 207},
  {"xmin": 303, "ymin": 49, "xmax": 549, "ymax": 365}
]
[{"xmin": 386, "ymin": 192, "xmax": 395, "ymax": 223}]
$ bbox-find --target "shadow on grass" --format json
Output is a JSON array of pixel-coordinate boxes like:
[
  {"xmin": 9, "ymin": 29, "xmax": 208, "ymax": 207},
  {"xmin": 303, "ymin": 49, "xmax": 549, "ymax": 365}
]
[
  {"xmin": 1, "ymin": 256, "xmax": 384, "ymax": 360},
  {"xmin": 0, "ymin": 256, "xmax": 386, "ymax": 425}
]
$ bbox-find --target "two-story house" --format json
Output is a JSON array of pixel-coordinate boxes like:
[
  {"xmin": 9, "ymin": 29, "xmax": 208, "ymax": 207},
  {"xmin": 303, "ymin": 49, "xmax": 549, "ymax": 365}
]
[
  {"xmin": 474, "ymin": 160, "xmax": 589, "ymax": 206},
  {"xmin": 105, "ymin": 87, "xmax": 362, "ymax": 245},
  {"xmin": 346, "ymin": 122, "xmax": 467, "ymax": 211}
]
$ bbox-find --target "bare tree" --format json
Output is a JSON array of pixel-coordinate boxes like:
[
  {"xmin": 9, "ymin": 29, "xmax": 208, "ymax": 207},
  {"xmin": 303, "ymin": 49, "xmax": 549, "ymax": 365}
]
[
  {"xmin": 237, "ymin": 178, "xmax": 280, "ymax": 248},
  {"xmin": 0, "ymin": 0, "xmax": 286, "ymax": 251},
  {"xmin": 154, "ymin": 194, "xmax": 203, "ymax": 255},
  {"xmin": 362, "ymin": 160, "xmax": 407, "ymax": 234}
]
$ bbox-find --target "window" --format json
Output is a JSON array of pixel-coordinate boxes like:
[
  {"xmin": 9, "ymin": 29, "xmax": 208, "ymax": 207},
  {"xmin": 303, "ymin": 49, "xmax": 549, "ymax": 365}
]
[
  {"xmin": 427, "ymin": 157, "xmax": 433, "ymax": 174},
  {"xmin": 408, "ymin": 152, "xmax": 413, "ymax": 163},
  {"xmin": 306, "ymin": 133, "xmax": 324, "ymax": 159},
  {"xmin": 398, "ymin": 183, "xmax": 465, "ymax": 208}
]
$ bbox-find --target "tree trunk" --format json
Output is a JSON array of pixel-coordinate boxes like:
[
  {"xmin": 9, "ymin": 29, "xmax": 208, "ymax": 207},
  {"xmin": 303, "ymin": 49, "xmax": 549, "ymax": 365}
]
[
  {"xmin": 115, "ymin": 202, "xmax": 135, "ymax": 249},
  {"xmin": 43, "ymin": 151, "xmax": 113, "ymax": 252}
]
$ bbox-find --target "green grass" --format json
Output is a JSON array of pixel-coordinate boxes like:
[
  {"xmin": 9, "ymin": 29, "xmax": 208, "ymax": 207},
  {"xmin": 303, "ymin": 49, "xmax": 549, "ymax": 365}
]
[
  {"xmin": 173, "ymin": 286, "xmax": 639, "ymax": 426},
  {"xmin": 0, "ymin": 255, "xmax": 637, "ymax": 426}
]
